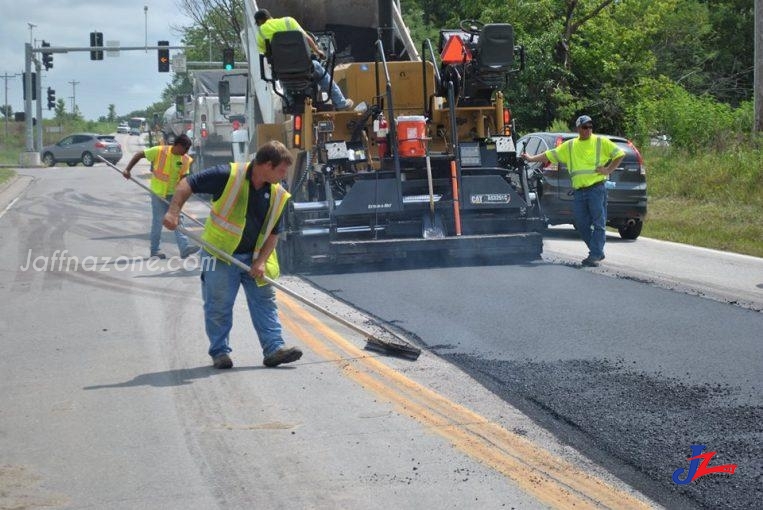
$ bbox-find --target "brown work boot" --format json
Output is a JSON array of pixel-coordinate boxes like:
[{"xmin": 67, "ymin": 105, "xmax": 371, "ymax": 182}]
[
  {"xmin": 263, "ymin": 346, "xmax": 303, "ymax": 367},
  {"xmin": 212, "ymin": 353, "xmax": 233, "ymax": 369}
]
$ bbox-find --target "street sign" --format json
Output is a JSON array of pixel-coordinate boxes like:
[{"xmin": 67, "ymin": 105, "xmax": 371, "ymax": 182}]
[
  {"xmin": 106, "ymin": 40, "xmax": 120, "ymax": 57},
  {"xmin": 171, "ymin": 54, "xmax": 187, "ymax": 73}
]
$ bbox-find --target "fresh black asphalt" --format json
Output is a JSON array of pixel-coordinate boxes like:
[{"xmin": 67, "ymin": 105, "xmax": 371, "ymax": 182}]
[{"xmin": 304, "ymin": 261, "xmax": 762, "ymax": 510}]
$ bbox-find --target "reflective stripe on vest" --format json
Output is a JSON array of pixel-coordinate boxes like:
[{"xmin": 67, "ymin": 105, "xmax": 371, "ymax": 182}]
[
  {"xmin": 150, "ymin": 146, "xmax": 192, "ymax": 196},
  {"xmin": 202, "ymin": 163, "xmax": 248, "ymax": 255}
]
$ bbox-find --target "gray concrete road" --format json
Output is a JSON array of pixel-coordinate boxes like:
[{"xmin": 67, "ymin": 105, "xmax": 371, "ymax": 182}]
[{"xmin": 0, "ymin": 164, "xmax": 660, "ymax": 509}]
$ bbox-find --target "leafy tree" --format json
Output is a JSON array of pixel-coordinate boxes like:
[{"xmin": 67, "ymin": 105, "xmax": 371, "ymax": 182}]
[
  {"xmin": 177, "ymin": 0, "xmax": 245, "ymax": 62},
  {"xmin": 0, "ymin": 105, "xmax": 12, "ymax": 119},
  {"xmin": 107, "ymin": 104, "xmax": 117, "ymax": 123}
]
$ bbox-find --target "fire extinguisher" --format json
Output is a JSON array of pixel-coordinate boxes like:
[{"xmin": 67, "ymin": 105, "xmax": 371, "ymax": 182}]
[{"xmin": 374, "ymin": 113, "xmax": 389, "ymax": 158}]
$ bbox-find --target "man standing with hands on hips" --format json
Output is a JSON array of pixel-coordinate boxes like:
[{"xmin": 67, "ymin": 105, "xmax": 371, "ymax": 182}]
[
  {"xmin": 162, "ymin": 140, "xmax": 303, "ymax": 369},
  {"xmin": 521, "ymin": 115, "xmax": 624, "ymax": 267}
]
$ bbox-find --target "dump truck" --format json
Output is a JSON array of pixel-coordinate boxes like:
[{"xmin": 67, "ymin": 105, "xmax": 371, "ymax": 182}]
[
  {"xmin": 241, "ymin": 0, "xmax": 545, "ymax": 271},
  {"xmin": 188, "ymin": 70, "xmax": 249, "ymax": 171}
]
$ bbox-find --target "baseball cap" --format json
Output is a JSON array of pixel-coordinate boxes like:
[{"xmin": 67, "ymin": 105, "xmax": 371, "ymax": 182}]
[{"xmin": 575, "ymin": 115, "xmax": 593, "ymax": 127}]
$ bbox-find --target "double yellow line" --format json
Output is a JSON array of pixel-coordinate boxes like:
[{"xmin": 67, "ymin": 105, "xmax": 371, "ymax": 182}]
[{"xmin": 279, "ymin": 292, "xmax": 654, "ymax": 509}]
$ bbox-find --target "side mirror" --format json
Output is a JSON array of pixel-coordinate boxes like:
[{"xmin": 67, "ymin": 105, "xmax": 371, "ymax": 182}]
[{"xmin": 218, "ymin": 80, "xmax": 231, "ymax": 115}]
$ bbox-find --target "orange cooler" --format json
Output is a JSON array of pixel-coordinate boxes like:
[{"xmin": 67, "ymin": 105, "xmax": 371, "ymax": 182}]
[{"xmin": 396, "ymin": 115, "xmax": 427, "ymax": 157}]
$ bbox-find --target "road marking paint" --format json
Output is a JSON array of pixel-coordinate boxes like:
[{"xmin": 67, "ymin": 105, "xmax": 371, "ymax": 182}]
[
  {"xmin": 0, "ymin": 195, "xmax": 21, "ymax": 220},
  {"xmin": 279, "ymin": 293, "xmax": 653, "ymax": 510}
]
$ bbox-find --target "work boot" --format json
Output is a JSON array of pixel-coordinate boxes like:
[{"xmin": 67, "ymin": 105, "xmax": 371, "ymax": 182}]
[
  {"xmin": 337, "ymin": 99, "xmax": 354, "ymax": 111},
  {"xmin": 263, "ymin": 346, "xmax": 303, "ymax": 367},
  {"xmin": 212, "ymin": 353, "xmax": 233, "ymax": 369},
  {"xmin": 181, "ymin": 246, "xmax": 201, "ymax": 259},
  {"xmin": 581, "ymin": 255, "xmax": 605, "ymax": 267},
  {"xmin": 150, "ymin": 251, "xmax": 167, "ymax": 260}
]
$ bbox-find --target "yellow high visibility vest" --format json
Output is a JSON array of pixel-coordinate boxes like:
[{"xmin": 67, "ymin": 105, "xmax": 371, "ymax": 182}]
[
  {"xmin": 201, "ymin": 163, "xmax": 291, "ymax": 285},
  {"xmin": 149, "ymin": 146, "xmax": 192, "ymax": 197},
  {"xmin": 546, "ymin": 135, "xmax": 624, "ymax": 189},
  {"xmin": 256, "ymin": 17, "xmax": 301, "ymax": 53}
]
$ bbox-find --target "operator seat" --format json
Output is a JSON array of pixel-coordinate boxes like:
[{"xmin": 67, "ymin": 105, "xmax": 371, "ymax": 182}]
[
  {"xmin": 266, "ymin": 30, "xmax": 320, "ymax": 114},
  {"xmin": 464, "ymin": 23, "xmax": 515, "ymax": 104}
]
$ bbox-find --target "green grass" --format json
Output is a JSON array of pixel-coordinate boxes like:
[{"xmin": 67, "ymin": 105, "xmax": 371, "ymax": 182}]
[
  {"xmin": 0, "ymin": 168, "xmax": 15, "ymax": 186},
  {"xmin": 641, "ymin": 144, "xmax": 763, "ymax": 258}
]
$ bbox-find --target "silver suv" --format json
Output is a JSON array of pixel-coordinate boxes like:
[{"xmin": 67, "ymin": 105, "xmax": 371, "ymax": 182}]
[{"xmin": 41, "ymin": 133, "xmax": 123, "ymax": 167}]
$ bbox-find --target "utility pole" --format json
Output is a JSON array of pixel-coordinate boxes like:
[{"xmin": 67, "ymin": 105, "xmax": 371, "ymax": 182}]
[
  {"xmin": 68, "ymin": 80, "xmax": 79, "ymax": 115},
  {"xmin": 2, "ymin": 72, "xmax": 20, "ymax": 139},
  {"xmin": 755, "ymin": 0, "xmax": 762, "ymax": 132},
  {"xmin": 144, "ymin": 6, "xmax": 148, "ymax": 53},
  {"xmin": 35, "ymin": 57, "xmax": 43, "ymax": 152}
]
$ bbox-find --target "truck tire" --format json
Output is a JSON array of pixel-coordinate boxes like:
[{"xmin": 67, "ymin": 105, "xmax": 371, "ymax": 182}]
[{"xmin": 618, "ymin": 220, "xmax": 643, "ymax": 240}]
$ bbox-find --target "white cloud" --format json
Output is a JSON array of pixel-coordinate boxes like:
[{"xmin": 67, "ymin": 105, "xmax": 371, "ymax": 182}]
[{"xmin": 0, "ymin": 0, "xmax": 193, "ymax": 120}]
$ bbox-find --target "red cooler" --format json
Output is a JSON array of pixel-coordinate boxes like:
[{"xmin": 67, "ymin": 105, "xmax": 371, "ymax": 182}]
[{"xmin": 396, "ymin": 115, "xmax": 427, "ymax": 157}]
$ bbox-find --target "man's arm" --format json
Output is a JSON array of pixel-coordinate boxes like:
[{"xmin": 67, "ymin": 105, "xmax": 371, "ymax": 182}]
[
  {"xmin": 596, "ymin": 155, "xmax": 624, "ymax": 176},
  {"xmin": 303, "ymin": 31, "xmax": 325, "ymax": 59},
  {"xmin": 521, "ymin": 151, "xmax": 550, "ymax": 164},
  {"xmin": 250, "ymin": 233, "xmax": 280, "ymax": 279},
  {"xmin": 122, "ymin": 151, "xmax": 146, "ymax": 179},
  {"xmin": 162, "ymin": 179, "xmax": 193, "ymax": 230}
]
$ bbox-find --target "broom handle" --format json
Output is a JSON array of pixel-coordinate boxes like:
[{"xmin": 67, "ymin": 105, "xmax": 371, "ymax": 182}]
[{"xmin": 98, "ymin": 155, "xmax": 206, "ymax": 228}]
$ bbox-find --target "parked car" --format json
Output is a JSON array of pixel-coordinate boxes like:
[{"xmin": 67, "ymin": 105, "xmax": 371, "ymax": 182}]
[
  {"xmin": 40, "ymin": 133, "xmax": 123, "ymax": 167},
  {"xmin": 116, "ymin": 122, "xmax": 129, "ymax": 134},
  {"xmin": 517, "ymin": 132, "xmax": 647, "ymax": 239}
]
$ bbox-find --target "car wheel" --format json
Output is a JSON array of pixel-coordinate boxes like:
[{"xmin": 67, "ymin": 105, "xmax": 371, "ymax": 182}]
[
  {"xmin": 81, "ymin": 152, "xmax": 94, "ymax": 167},
  {"xmin": 42, "ymin": 152, "xmax": 55, "ymax": 167},
  {"xmin": 67, "ymin": 162, "xmax": 77, "ymax": 167},
  {"xmin": 618, "ymin": 220, "xmax": 643, "ymax": 240}
]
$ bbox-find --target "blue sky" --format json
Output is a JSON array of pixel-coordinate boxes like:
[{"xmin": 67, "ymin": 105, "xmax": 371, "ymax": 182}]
[{"xmin": 0, "ymin": 0, "xmax": 193, "ymax": 120}]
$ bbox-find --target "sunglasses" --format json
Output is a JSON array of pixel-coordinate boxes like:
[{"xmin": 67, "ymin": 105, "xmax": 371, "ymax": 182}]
[{"xmin": 581, "ymin": 125, "xmax": 593, "ymax": 130}]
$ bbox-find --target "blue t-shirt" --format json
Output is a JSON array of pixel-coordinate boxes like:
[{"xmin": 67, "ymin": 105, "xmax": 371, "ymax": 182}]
[{"xmin": 187, "ymin": 164, "xmax": 284, "ymax": 254}]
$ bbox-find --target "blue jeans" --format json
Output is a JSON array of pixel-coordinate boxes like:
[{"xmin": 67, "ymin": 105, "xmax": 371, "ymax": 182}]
[
  {"xmin": 200, "ymin": 250, "xmax": 285, "ymax": 359},
  {"xmin": 150, "ymin": 194, "xmax": 190, "ymax": 255},
  {"xmin": 312, "ymin": 61, "xmax": 348, "ymax": 108},
  {"xmin": 573, "ymin": 183, "xmax": 607, "ymax": 259}
]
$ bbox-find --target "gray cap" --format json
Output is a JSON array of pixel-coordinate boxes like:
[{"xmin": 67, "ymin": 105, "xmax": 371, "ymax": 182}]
[{"xmin": 575, "ymin": 115, "xmax": 593, "ymax": 127}]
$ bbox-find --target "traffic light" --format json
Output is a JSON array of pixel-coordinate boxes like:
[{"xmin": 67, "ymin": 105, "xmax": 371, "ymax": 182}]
[
  {"xmin": 157, "ymin": 41, "xmax": 170, "ymax": 72},
  {"xmin": 47, "ymin": 87, "xmax": 56, "ymax": 110},
  {"xmin": 90, "ymin": 32, "xmax": 103, "ymax": 60},
  {"xmin": 41, "ymin": 41, "xmax": 53, "ymax": 70},
  {"xmin": 222, "ymin": 48, "xmax": 234, "ymax": 70}
]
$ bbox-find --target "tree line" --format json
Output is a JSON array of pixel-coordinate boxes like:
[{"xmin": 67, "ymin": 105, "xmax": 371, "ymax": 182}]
[{"xmin": 156, "ymin": 0, "xmax": 755, "ymax": 151}]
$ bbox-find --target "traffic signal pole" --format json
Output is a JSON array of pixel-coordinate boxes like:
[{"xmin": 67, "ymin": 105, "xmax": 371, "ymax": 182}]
[{"xmin": 20, "ymin": 42, "xmax": 191, "ymax": 167}]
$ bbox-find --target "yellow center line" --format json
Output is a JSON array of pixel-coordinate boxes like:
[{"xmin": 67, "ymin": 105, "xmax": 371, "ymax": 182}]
[{"xmin": 278, "ymin": 293, "xmax": 654, "ymax": 509}]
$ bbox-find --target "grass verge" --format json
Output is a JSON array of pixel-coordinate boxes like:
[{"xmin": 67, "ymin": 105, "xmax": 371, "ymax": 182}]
[{"xmin": 0, "ymin": 168, "xmax": 15, "ymax": 187}]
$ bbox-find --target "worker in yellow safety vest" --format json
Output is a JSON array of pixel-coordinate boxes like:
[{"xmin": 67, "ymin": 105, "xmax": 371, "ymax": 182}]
[
  {"xmin": 521, "ymin": 115, "xmax": 624, "ymax": 267},
  {"xmin": 123, "ymin": 134, "xmax": 200, "ymax": 259},
  {"xmin": 254, "ymin": 8, "xmax": 354, "ymax": 111},
  {"xmin": 163, "ymin": 140, "xmax": 303, "ymax": 369}
]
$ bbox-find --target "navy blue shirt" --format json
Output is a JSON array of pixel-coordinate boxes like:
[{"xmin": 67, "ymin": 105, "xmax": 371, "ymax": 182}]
[{"xmin": 187, "ymin": 164, "xmax": 285, "ymax": 254}]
